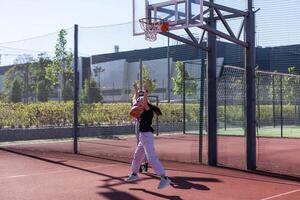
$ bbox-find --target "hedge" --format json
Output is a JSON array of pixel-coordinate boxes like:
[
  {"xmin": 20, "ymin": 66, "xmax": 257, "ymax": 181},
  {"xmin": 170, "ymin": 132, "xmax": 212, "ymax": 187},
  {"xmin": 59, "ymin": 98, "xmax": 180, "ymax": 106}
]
[{"xmin": 0, "ymin": 102, "xmax": 298, "ymax": 128}]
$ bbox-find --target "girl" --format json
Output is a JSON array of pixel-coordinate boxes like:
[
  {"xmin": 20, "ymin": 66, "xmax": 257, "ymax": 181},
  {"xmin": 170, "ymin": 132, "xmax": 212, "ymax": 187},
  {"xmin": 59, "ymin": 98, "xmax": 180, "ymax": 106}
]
[
  {"xmin": 125, "ymin": 83, "xmax": 171, "ymax": 189},
  {"xmin": 132, "ymin": 82, "xmax": 149, "ymax": 173}
]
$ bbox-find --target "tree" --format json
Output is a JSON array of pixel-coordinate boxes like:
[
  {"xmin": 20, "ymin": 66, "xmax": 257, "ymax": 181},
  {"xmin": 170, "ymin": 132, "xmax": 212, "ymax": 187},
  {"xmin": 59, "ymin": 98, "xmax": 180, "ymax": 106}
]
[
  {"xmin": 283, "ymin": 67, "xmax": 298, "ymax": 105},
  {"xmin": 46, "ymin": 29, "xmax": 73, "ymax": 101},
  {"xmin": 62, "ymin": 80, "xmax": 73, "ymax": 101},
  {"xmin": 31, "ymin": 53, "xmax": 52, "ymax": 101},
  {"xmin": 90, "ymin": 79, "xmax": 102, "ymax": 103},
  {"xmin": 172, "ymin": 61, "xmax": 197, "ymax": 97},
  {"xmin": 142, "ymin": 65, "xmax": 157, "ymax": 93},
  {"xmin": 82, "ymin": 79, "xmax": 102, "ymax": 103},
  {"xmin": 10, "ymin": 79, "xmax": 22, "ymax": 103},
  {"xmin": 0, "ymin": 91, "xmax": 6, "ymax": 102},
  {"xmin": 3, "ymin": 55, "xmax": 34, "ymax": 103},
  {"xmin": 36, "ymin": 80, "xmax": 49, "ymax": 102}
]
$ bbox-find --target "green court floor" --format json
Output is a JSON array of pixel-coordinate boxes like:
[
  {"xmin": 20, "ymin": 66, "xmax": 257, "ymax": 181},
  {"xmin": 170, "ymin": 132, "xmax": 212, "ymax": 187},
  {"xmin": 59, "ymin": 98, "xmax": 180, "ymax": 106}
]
[{"xmin": 186, "ymin": 126, "xmax": 300, "ymax": 138}]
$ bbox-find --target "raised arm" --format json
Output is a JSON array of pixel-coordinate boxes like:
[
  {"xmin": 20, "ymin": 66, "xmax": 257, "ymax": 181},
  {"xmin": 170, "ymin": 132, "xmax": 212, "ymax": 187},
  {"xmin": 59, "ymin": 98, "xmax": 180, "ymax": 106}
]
[
  {"xmin": 132, "ymin": 81, "xmax": 139, "ymax": 103},
  {"xmin": 143, "ymin": 82, "xmax": 150, "ymax": 110}
]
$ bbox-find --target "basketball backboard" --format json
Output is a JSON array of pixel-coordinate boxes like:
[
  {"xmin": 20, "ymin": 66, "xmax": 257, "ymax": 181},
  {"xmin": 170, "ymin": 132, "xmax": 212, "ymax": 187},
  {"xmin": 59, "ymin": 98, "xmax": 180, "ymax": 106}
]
[{"xmin": 133, "ymin": 0, "xmax": 204, "ymax": 36}]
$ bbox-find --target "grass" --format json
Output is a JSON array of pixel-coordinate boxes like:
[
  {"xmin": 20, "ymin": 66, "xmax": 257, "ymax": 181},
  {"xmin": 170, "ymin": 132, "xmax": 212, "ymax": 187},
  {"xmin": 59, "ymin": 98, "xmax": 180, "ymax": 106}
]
[{"xmin": 185, "ymin": 126, "xmax": 300, "ymax": 138}]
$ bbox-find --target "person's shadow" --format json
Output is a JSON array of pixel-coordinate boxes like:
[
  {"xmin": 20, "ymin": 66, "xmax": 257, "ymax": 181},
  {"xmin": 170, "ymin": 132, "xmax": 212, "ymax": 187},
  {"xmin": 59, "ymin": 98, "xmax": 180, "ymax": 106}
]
[
  {"xmin": 145, "ymin": 173, "xmax": 220, "ymax": 190},
  {"xmin": 129, "ymin": 188, "xmax": 183, "ymax": 200}
]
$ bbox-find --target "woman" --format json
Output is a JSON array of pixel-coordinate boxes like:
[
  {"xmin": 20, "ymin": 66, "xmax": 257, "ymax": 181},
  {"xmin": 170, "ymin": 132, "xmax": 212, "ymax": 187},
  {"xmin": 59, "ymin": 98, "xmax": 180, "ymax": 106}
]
[{"xmin": 125, "ymin": 83, "xmax": 171, "ymax": 189}]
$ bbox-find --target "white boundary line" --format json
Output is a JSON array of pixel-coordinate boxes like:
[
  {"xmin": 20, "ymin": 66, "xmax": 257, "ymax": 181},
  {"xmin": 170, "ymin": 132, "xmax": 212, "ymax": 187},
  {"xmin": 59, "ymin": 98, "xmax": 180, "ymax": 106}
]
[
  {"xmin": 0, "ymin": 163, "xmax": 121, "ymax": 180},
  {"xmin": 260, "ymin": 188, "xmax": 300, "ymax": 200}
]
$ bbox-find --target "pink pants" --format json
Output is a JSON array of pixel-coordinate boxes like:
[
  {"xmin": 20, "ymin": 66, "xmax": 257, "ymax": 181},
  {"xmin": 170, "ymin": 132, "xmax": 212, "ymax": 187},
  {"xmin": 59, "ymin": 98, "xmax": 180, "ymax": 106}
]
[{"xmin": 130, "ymin": 132, "xmax": 165, "ymax": 176}]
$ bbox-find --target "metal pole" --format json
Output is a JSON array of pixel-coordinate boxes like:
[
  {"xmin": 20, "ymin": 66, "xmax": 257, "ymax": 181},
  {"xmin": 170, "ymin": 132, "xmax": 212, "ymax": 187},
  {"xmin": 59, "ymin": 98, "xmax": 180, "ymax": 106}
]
[
  {"xmin": 73, "ymin": 24, "xmax": 79, "ymax": 154},
  {"xmin": 207, "ymin": 0, "xmax": 217, "ymax": 166},
  {"xmin": 245, "ymin": 0, "xmax": 256, "ymax": 170},
  {"xmin": 257, "ymin": 73, "xmax": 260, "ymax": 129},
  {"xmin": 139, "ymin": 59, "xmax": 143, "ymax": 89},
  {"xmin": 167, "ymin": 37, "xmax": 171, "ymax": 102},
  {"xmin": 156, "ymin": 96, "xmax": 159, "ymax": 136},
  {"xmin": 88, "ymin": 56, "xmax": 92, "ymax": 104},
  {"xmin": 199, "ymin": 59, "xmax": 205, "ymax": 163},
  {"xmin": 272, "ymin": 75, "xmax": 275, "ymax": 127},
  {"xmin": 224, "ymin": 75, "xmax": 227, "ymax": 130},
  {"xmin": 298, "ymin": 77, "xmax": 300, "ymax": 125},
  {"xmin": 183, "ymin": 62, "xmax": 186, "ymax": 134},
  {"xmin": 98, "ymin": 70, "xmax": 100, "ymax": 88},
  {"xmin": 280, "ymin": 75, "xmax": 283, "ymax": 137}
]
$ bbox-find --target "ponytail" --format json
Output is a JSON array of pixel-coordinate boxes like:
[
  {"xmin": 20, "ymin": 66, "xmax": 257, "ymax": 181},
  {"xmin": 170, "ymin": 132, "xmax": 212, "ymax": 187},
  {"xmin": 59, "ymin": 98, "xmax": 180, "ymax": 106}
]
[{"xmin": 148, "ymin": 103, "xmax": 162, "ymax": 116}]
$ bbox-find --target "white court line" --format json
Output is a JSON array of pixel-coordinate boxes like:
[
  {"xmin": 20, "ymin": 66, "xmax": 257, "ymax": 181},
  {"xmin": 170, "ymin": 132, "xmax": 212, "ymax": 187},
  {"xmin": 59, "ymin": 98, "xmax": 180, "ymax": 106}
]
[
  {"xmin": 1, "ymin": 163, "xmax": 121, "ymax": 179},
  {"xmin": 260, "ymin": 188, "xmax": 300, "ymax": 200}
]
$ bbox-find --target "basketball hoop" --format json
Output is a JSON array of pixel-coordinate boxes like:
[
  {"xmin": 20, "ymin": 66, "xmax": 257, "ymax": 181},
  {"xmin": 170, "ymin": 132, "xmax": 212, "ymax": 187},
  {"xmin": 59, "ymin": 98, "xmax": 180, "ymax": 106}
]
[{"xmin": 139, "ymin": 18, "xmax": 169, "ymax": 42}]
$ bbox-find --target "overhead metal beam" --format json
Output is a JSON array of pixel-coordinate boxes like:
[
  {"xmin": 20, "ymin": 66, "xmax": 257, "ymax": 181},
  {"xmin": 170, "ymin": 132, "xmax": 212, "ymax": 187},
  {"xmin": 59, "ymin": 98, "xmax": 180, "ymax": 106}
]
[
  {"xmin": 199, "ymin": 30, "xmax": 206, "ymax": 44},
  {"xmin": 155, "ymin": 7, "xmax": 186, "ymax": 18},
  {"xmin": 201, "ymin": 25, "xmax": 248, "ymax": 47},
  {"xmin": 237, "ymin": 18, "xmax": 245, "ymax": 40},
  {"xmin": 201, "ymin": 0, "xmax": 247, "ymax": 16},
  {"xmin": 159, "ymin": 32, "xmax": 209, "ymax": 51},
  {"xmin": 214, "ymin": 13, "xmax": 245, "ymax": 20},
  {"xmin": 184, "ymin": 28, "xmax": 199, "ymax": 44},
  {"xmin": 214, "ymin": 8, "xmax": 236, "ymax": 39}
]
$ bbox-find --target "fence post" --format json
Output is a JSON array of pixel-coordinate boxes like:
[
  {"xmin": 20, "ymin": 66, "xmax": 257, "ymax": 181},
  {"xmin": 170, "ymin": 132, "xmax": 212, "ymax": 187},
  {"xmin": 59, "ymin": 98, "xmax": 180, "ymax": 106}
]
[
  {"xmin": 199, "ymin": 59, "xmax": 206, "ymax": 163},
  {"xmin": 245, "ymin": 0, "xmax": 256, "ymax": 170},
  {"xmin": 256, "ymin": 71, "xmax": 260, "ymax": 129},
  {"xmin": 298, "ymin": 76, "xmax": 300, "ymax": 125},
  {"xmin": 272, "ymin": 75, "xmax": 275, "ymax": 128},
  {"xmin": 73, "ymin": 24, "xmax": 79, "ymax": 154},
  {"xmin": 139, "ymin": 59, "xmax": 143, "ymax": 89},
  {"xmin": 224, "ymin": 75, "xmax": 227, "ymax": 130},
  {"xmin": 207, "ymin": 0, "xmax": 217, "ymax": 166},
  {"xmin": 280, "ymin": 75, "xmax": 283, "ymax": 138},
  {"xmin": 183, "ymin": 63, "xmax": 186, "ymax": 134}
]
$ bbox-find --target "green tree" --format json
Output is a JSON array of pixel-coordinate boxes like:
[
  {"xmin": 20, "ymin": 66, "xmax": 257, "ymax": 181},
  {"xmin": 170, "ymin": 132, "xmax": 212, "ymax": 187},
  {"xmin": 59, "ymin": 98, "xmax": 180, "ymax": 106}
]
[
  {"xmin": 81, "ymin": 79, "xmax": 89, "ymax": 103},
  {"xmin": 10, "ymin": 79, "xmax": 22, "ymax": 103},
  {"xmin": 283, "ymin": 67, "xmax": 298, "ymax": 104},
  {"xmin": 268, "ymin": 70, "xmax": 278, "ymax": 94},
  {"xmin": 46, "ymin": 29, "xmax": 73, "ymax": 101},
  {"xmin": 142, "ymin": 66, "xmax": 157, "ymax": 93},
  {"xmin": 3, "ymin": 55, "xmax": 34, "ymax": 103},
  {"xmin": 172, "ymin": 61, "xmax": 197, "ymax": 97},
  {"xmin": 89, "ymin": 79, "xmax": 102, "ymax": 103},
  {"xmin": 36, "ymin": 80, "xmax": 49, "ymax": 102},
  {"xmin": 31, "ymin": 53, "xmax": 52, "ymax": 101},
  {"xmin": 82, "ymin": 79, "xmax": 102, "ymax": 103},
  {"xmin": 0, "ymin": 91, "xmax": 6, "ymax": 102},
  {"xmin": 62, "ymin": 80, "xmax": 73, "ymax": 101}
]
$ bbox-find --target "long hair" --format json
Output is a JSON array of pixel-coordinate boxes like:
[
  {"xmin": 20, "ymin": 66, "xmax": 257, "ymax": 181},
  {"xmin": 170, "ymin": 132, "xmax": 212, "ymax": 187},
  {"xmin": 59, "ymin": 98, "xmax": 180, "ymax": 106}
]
[{"xmin": 148, "ymin": 103, "xmax": 162, "ymax": 116}]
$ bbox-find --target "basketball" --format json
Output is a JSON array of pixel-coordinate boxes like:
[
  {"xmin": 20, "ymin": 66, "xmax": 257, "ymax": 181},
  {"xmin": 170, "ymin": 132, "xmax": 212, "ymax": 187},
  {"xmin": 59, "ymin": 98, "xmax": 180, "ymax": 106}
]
[
  {"xmin": 160, "ymin": 22, "xmax": 169, "ymax": 32},
  {"xmin": 129, "ymin": 106, "xmax": 142, "ymax": 118}
]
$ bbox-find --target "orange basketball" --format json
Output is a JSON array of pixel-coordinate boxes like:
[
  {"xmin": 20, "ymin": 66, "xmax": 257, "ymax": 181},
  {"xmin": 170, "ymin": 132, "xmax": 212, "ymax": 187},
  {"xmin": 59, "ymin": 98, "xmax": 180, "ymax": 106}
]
[
  {"xmin": 129, "ymin": 106, "xmax": 142, "ymax": 118},
  {"xmin": 160, "ymin": 22, "xmax": 169, "ymax": 32}
]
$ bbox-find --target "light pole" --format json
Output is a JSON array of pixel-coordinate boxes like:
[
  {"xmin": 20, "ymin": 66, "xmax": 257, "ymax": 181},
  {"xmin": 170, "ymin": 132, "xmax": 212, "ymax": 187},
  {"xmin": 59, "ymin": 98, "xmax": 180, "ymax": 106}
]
[{"xmin": 93, "ymin": 66, "xmax": 105, "ymax": 89}]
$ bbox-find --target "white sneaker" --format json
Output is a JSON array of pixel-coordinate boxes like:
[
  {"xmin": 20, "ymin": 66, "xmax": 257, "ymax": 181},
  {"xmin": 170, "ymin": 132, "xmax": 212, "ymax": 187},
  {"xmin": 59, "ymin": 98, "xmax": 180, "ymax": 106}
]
[
  {"xmin": 158, "ymin": 177, "xmax": 171, "ymax": 189},
  {"xmin": 124, "ymin": 174, "xmax": 139, "ymax": 182}
]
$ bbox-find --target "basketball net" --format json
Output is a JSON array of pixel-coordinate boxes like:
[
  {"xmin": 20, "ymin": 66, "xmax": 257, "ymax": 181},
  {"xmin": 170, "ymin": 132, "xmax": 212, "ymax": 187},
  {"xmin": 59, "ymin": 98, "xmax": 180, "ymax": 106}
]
[{"xmin": 139, "ymin": 18, "xmax": 164, "ymax": 42}]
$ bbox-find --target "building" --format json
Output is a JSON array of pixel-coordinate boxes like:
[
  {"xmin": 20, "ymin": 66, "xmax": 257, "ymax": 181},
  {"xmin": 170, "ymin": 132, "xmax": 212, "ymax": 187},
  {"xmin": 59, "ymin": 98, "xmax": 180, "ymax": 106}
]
[
  {"xmin": 1, "ymin": 42, "xmax": 299, "ymax": 102},
  {"xmin": 81, "ymin": 42, "xmax": 300, "ymax": 102}
]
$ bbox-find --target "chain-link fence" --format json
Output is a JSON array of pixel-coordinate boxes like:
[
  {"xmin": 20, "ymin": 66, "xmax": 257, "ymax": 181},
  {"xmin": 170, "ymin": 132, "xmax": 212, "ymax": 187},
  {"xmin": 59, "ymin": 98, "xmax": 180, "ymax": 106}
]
[{"xmin": 0, "ymin": 0, "xmax": 299, "ymax": 177}]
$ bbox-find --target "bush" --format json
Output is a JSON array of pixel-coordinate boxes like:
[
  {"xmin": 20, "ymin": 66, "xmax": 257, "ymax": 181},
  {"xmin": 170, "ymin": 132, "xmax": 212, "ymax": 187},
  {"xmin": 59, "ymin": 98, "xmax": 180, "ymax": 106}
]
[{"xmin": 0, "ymin": 102, "xmax": 299, "ymax": 128}]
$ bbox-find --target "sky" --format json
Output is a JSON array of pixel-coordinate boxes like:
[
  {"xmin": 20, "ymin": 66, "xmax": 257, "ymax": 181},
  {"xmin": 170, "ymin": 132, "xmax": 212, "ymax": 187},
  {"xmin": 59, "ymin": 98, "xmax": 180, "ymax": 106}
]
[
  {"xmin": 0, "ymin": 0, "xmax": 132, "ymax": 42},
  {"xmin": 0, "ymin": 0, "xmax": 299, "ymax": 66}
]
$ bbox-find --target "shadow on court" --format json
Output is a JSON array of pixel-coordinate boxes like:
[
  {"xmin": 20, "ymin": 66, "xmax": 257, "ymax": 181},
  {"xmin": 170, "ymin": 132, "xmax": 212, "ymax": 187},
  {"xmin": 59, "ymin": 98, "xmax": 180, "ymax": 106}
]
[{"xmin": 1, "ymin": 146, "xmax": 300, "ymax": 200}]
